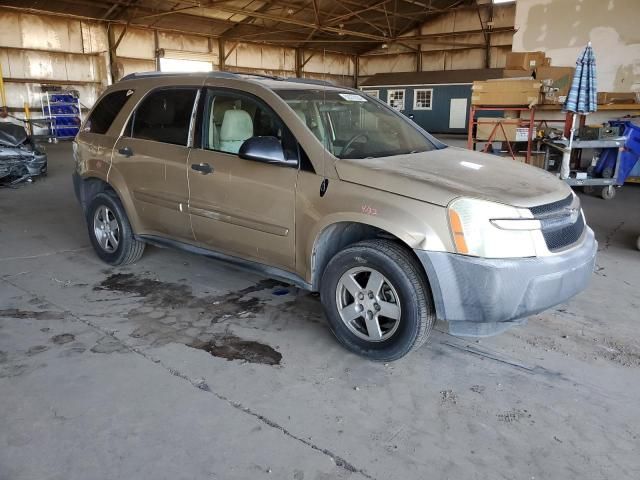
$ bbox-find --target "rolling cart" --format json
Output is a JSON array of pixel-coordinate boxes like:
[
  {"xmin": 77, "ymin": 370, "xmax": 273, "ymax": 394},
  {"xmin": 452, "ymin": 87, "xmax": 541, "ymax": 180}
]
[{"xmin": 541, "ymin": 137, "xmax": 625, "ymax": 199}]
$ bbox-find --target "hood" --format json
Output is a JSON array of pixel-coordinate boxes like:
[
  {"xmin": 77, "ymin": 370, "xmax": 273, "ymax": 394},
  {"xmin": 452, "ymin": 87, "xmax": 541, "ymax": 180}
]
[{"xmin": 335, "ymin": 146, "xmax": 572, "ymax": 208}]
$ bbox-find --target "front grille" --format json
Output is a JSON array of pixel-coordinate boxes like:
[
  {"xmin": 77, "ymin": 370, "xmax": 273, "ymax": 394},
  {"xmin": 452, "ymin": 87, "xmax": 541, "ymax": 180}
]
[
  {"xmin": 529, "ymin": 194, "xmax": 585, "ymax": 252},
  {"xmin": 529, "ymin": 194, "xmax": 573, "ymax": 215},
  {"xmin": 542, "ymin": 213, "xmax": 585, "ymax": 251}
]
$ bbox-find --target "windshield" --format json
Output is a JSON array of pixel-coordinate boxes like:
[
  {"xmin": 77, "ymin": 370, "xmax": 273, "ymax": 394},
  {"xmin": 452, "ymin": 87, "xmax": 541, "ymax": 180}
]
[{"xmin": 276, "ymin": 89, "xmax": 438, "ymax": 159}]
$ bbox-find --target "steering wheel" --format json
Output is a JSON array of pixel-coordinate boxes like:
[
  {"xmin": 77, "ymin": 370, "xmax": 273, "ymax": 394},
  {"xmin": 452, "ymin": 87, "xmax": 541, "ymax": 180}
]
[{"xmin": 341, "ymin": 133, "xmax": 369, "ymax": 156}]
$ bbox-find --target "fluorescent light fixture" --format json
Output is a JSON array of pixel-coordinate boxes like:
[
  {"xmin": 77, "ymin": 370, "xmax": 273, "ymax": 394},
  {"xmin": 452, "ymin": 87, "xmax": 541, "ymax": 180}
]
[{"xmin": 493, "ymin": 0, "xmax": 515, "ymax": 4}]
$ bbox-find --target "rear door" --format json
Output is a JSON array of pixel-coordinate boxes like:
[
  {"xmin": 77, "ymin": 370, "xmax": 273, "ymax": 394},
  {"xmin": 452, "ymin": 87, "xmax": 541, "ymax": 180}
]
[
  {"xmin": 187, "ymin": 88, "xmax": 299, "ymax": 270},
  {"xmin": 76, "ymin": 89, "xmax": 133, "ymax": 178},
  {"xmin": 112, "ymin": 87, "xmax": 199, "ymax": 241}
]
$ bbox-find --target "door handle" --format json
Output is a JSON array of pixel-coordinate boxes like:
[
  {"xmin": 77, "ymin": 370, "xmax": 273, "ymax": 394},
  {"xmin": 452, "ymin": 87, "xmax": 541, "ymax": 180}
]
[
  {"xmin": 118, "ymin": 146, "xmax": 133, "ymax": 157},
  {"xmin": 191, "ymin": 163, "xmax": 214, "ymax": 175}
]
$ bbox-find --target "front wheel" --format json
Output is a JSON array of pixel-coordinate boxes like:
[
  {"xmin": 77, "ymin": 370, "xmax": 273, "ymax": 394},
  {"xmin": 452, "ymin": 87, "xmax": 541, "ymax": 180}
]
[{"xmin": 320, "ymin": 239, "xmax": 435, "ymax": 361}]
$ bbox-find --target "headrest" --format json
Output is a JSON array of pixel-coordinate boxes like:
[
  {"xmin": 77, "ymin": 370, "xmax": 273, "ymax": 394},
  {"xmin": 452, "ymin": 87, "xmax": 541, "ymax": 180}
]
[
  {"xmin": 213, "ymin": 100, "xmax": 235, "ymax": 124},
  {"xmin": 220, "ymin": 110, "xmax": 253, "ymax": 142}
]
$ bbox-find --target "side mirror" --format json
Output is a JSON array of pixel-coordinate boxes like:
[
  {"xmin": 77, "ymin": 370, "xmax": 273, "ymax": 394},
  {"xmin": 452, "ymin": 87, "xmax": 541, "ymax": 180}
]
[{"xmin": 238, "ymin": 136, "xmax": 296, "ymax": 166}]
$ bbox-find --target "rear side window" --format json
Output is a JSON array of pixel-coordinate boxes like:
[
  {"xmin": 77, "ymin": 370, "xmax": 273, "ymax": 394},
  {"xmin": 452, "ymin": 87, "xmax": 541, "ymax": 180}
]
[
  {"xmin": 130, "ymin": 88, "xmax": 197, "ymax": 146},
  {"xmin": 84, "ymin": 90, "xmax": 131, "ymax": 134}
]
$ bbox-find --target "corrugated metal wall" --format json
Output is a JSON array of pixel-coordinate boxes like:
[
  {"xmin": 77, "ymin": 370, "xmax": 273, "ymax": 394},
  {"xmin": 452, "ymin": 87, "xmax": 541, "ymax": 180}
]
[
  {"xmin": 0, "ymin": 10, "xmax": 108, "ymax": 120},
  {"xmin": 358, "ymin": 1, "xmax": 515, "ymax": 82},
  {"xmin": 0, "ymin": 3, "xmax": 516, "ymax": 123},
  {"xmin": 0, "ymin": 8, "xmax": 359, "ymax": 118}
]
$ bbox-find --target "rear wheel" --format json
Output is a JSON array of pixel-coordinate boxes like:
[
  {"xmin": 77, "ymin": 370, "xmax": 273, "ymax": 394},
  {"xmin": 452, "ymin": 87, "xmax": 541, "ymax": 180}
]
[
  {"xmin": 86, "ymin": 192, "xmax": 145, "ymax": 265},
  {"xmin": 320, "ymin": 239, "xmax": 435, "ymax": 361}
]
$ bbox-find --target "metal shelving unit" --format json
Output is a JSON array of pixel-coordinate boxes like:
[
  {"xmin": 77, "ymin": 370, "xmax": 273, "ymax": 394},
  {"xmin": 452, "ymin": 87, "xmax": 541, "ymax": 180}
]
[
  {"xmin": 467, "ymin": 105, "xmax": 536, "ymax": 164},
  {"xmin": 40, "ymin": 91, "xmax": 82, "ymax": 142}
]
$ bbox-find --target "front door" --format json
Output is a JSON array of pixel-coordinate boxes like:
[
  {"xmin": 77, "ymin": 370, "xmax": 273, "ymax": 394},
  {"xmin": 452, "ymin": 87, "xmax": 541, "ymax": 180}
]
[
  {"xmin": 449, "ymin": 98, "xmax": 468, "ymax": 130},
  {"xmin": 111, "ymin": 87, "xmax": 199, "ymax": 241},
  {"xmin": 188, "ymin": 88, "xmax": 298, "ymax": 270}
]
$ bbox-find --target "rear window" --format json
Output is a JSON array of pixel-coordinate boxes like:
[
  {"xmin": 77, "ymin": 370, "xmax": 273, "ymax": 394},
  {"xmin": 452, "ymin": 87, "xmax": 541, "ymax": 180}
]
[
  {"xmin": 130, "ymin": 88, "xmax": 198, "ymax": 146},
  {"xmin": 84, "ymin": 90, "xmax": 131, "ymax": 134}
]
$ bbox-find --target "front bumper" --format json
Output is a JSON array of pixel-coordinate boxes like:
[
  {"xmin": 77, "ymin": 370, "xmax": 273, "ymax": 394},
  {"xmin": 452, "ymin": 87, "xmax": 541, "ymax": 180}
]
[{"xmin": 415, "ymin": 227, "xmax": 597, "ymax": 337}]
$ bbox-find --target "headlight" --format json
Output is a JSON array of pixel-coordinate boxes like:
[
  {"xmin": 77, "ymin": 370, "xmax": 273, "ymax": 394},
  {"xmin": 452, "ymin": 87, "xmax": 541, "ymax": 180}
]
[{"xmin": 448, "ymin": 197, "xmax": 540, "ymax": 258}]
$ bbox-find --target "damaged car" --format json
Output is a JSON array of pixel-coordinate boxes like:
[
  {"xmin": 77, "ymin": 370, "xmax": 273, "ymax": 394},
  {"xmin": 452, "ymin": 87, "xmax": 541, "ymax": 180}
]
[{"xmin": 0, "ymin": 122, "xmax": 47, "ymax": 185}]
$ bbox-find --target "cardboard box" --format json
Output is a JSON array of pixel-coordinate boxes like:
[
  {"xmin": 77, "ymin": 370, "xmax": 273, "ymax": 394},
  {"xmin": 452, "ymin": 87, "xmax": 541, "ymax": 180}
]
[
  {"xmin": 474, "ymin": 79, "xmax": 542, "ymax": 91},
  {"xmin": 597, "ymin": 92, "xmax": 639, "ymax": 104},
  {"xmin": 536, "ymin": 66, "xmax": 575, "ymax": 103},
  {"xmin": 513, "ymin": 153, "xmax": 545, "ymax": 168},
  {"xmin": 472, "ymin": 79, "xmax": 542, "ymax": 106},
  {"xmin": 503, "ymin": 69, "xmax": 534, "ymax": 79},
  {"xmin": 506, "ymin": 51, "xmax": 546, "ymax": 70},
  {"xmin": 476, "ymin": 117, "xmax": 536, "ymax": 142}
]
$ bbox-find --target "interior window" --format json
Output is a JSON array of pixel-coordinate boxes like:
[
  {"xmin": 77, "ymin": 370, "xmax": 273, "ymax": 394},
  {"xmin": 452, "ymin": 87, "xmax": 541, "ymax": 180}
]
[
  {"xmin": 130, "ymin": 88, "xmax": 197, "ymax": 146},
  {"xmin": 84, "ymin": 89, "xmax": 132, "ymax": 134},
  {"xmin": 201, "ymin": 90, "xmax": 298, "ymax": 163}
]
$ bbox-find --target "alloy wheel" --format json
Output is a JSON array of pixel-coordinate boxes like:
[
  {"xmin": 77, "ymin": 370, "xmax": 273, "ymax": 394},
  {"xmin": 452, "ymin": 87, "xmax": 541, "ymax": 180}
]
[
  {"xmin": 93, "ymin": 205, "xmax": 120, "ymax": 253},
  {"xmin": 335, "ymin": 267, "xmax": 401, "ymax": 342}
]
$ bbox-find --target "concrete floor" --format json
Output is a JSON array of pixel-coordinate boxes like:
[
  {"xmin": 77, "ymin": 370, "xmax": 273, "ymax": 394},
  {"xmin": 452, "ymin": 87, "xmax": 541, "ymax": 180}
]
[{"xmin": 1, "ymin": 142, "xmax": 639, "ymax": 480}]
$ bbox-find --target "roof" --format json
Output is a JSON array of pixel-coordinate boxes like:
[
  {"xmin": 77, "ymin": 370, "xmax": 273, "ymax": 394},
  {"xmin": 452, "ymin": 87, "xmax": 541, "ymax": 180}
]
[
  {"xmin": 360, "ymin": 69, "xmax": 505, "ymax": 87},
  {"xmin": 6, "ymin": 1, "xmax": 514, "ymax": 55}
]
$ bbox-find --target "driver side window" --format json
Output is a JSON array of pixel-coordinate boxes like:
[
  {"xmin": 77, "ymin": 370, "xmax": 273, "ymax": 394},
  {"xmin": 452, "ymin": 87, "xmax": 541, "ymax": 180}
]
[{"xmin": 201, "ymin": 90, "xmax": 297, "ymax": 162}]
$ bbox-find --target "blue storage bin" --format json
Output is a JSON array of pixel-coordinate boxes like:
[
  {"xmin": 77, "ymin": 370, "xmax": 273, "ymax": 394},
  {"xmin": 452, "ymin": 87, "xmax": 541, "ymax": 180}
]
[{"xmin": 594, "ymin": 120, "xmax": 640, "ymax": 183}]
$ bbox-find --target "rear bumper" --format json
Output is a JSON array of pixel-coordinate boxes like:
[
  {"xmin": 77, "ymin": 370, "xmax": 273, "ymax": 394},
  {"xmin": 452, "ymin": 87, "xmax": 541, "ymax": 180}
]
[{"xmin": 414, "ymin": 228, "xmax": 597, "ymax": 336}]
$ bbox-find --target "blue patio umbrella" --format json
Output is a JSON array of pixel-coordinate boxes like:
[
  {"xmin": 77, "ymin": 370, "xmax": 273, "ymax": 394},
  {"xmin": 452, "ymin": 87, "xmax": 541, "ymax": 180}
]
[{"xmin": 561, "ymin": 42, "xmax": 597, "ymax": 178}]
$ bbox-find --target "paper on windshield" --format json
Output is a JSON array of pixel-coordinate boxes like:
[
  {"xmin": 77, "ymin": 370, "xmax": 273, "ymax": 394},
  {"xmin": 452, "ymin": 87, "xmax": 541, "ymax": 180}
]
[{"xmin": 339, "ymin": 93, "xmax": 367, "ymax": 102}]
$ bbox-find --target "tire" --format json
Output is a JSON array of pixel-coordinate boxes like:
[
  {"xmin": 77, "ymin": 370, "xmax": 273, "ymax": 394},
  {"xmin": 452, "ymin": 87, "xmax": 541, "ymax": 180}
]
[
  {"xmin": 86, "ymin": 191, "xmax": 145, "ymax": 265},
  {"xmin": 320, "ymin": 239, "xmax": 435, "ymax": 361},
  {"xmin": 601, "ymin": 185, "xmax": 616, "ymax": 200}
]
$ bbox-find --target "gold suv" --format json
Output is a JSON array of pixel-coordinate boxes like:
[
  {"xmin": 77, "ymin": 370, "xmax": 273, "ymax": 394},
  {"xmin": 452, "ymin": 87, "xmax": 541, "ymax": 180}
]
[{"xmin": 73, "ymin": 72, "xmax": 597, "ymax": 360}]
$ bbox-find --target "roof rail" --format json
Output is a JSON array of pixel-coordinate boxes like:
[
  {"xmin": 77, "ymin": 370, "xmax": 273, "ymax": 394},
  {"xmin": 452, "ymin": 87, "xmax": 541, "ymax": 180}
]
[
  {"xmin": 118, "ymin": 71, "xmax": 336, "ymax": 88},
  {"xmin": 119, "ymin": 71, "xmax": 243, "ymax": 82},
  {"xmin": 227, "ymin": 71, "xmax": 284, "ymax": 81},
  {"xmin": 284, "ymin": 77, "xmax": 335, "ymax": 87}
]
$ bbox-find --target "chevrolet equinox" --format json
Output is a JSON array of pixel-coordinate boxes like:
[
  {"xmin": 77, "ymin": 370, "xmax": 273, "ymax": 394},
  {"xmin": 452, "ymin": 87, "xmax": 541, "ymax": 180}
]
[{"xmin": 73, "ymin": 71, "xmax": 597, "ymax": 361}]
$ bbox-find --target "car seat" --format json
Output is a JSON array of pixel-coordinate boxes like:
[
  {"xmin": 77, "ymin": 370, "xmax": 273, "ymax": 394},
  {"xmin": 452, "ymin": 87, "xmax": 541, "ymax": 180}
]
[{"xmin": 219, "ymin": 110, "xmax": 253, "ymax": 154}]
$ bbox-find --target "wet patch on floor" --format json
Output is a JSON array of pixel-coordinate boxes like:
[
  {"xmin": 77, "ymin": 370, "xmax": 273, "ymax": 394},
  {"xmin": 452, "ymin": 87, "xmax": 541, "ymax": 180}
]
[
  {"xmin": 0, "ymin": 309, "xmax": 65, "ymax": 320},
  {"xmin": 95, "ymin": 273, "xmax": 193, "ymax": 308},
  {"xmin": 26, "ymin": 345, "xmax": 49, "ymax": 356},
  {"xmin": 88, "ymin": 272, "xmax": 335, "ymax": 367},
  {"xmin": 0, "ymin": 362, "xmax": 47, "ymax": 378},
  {"xmin": 50, "ymin": 333, "xmax": 75, "ymax": 345},
  {"xmin": 91, "ymin": 272, "xmax": 324, "ymax": 362},
  {"xmin": 191, "ymin": 334, "xmax": 282, "ymax": 365}
]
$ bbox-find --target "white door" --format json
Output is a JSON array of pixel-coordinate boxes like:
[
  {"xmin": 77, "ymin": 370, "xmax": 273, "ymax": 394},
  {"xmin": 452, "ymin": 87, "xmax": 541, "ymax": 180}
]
[{"xmin": 449, "ymin": 98, "xmax": 468, "ymax": 129}]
